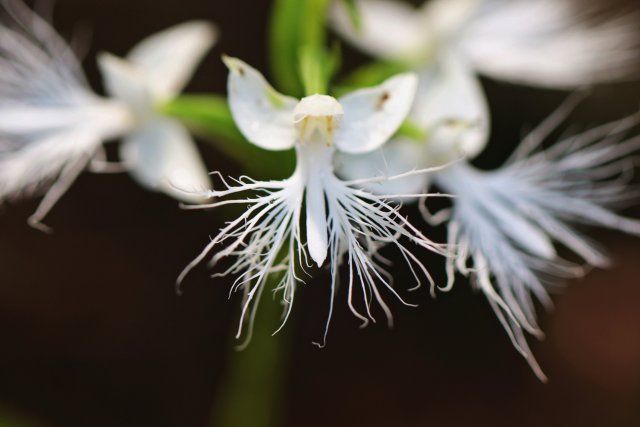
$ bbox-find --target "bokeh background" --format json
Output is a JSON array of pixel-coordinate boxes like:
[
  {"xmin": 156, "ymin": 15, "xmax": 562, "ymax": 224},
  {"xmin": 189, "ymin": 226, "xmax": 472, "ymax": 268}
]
[{"xmin": 1, "ymin": 0, "xmax": 640, "ymax": 426}]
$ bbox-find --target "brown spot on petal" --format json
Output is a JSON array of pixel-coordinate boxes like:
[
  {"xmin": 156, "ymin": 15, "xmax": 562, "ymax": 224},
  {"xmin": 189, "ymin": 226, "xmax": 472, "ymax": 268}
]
[{"xmin": 376, "ymin": 92, "xmax": 390, "ymax": 110}]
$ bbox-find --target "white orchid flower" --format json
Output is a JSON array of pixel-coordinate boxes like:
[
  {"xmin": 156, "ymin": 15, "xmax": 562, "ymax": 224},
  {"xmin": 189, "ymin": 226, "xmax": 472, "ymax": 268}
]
[
  {"xmin": 0, "ymin": 0, "xmax": 215, "ymax": 230},
  {"xmin": 178, "ymin": 57, "xmax": 449, "ymax": 346},
  {"xmin": 332, "ymin": 0, "xmax": 640, "ymax": 185},
  {"xmin": 339, "ymin": 93, "xmax": 640, "ymax": 380},
  {"xmin": 333, "ymin": 0, "xmax": 640, "ymax": 378},
  {"xmin": 332, "ymin": 0, "xmax": 640, "ymax": 88}
]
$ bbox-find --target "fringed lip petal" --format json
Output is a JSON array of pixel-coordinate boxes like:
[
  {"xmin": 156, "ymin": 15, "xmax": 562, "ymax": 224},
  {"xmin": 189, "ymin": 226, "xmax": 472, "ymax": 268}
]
[
  {"xmin": 0, "ymin": 0, "xmax": 217, "ymax": 218},
  {"xmin": 431, "ymin": 102, "xmax": 640, "ymax": 381},
  {"xmin": 305, "ymin": 177, "xmax": 329, "ymax": 267},
  {"xmin": 181, "ymin": 58, "xmax": 444, "ymax": 346},
  {"xmin": 0, "ymin": 0, "xmax": 132, "ymax": 225}
]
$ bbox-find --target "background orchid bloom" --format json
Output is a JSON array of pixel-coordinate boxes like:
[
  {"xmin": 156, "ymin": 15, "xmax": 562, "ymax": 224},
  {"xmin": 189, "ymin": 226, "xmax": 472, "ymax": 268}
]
[
  {"xmin": 332, "ymin": 0, "xmax": 640, "ymax": 88},
  {"xmin": 0, "ymin": 0, "xmax": 215, "ymax": 230},
  {"xmin": 333, "ymin": 2, "xmax": 640, "ymax": 376},
  {"xmin": 338, "ymin": 91, "xmax": 640, "ymax": 379},
  {"xmin": 178, "ymin": 57, "xmax": 452, "ymax": 346},
  {"xmin": 332, "ymin": 0, "xmax": 640, "ymax": 171}
]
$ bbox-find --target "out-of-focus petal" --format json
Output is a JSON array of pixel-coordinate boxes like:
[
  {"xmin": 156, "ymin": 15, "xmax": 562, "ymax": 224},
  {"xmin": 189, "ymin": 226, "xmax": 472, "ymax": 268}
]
[
  {"xmin": 460, "ymin": 0, "xmax": 640, "ymax": 87},
  {"xmin": 412, "ymin": 54, "xmax": 490, "ymax": 161},
  {"xmin": 421, "ymin": 0, "xmax": 484, "ymax": 40},
  {"xmin": 127, "ymin": 21, "xmax": 217, "ymax": 101},
  {"xmin": 97, "ymin": 53, "xmax": 153, "ymax": 116},
  {"xmin": 330, "ymin": 0, "xmax": 431, "ymax": 61},
  {"xmin": 432, "ymin": 107, "xmax": 640, "ymax": 381},
  {"xmin": 335, "ymin": 73, "xmax": 417, "ymax": 154},
  {"xmin": 120, "ymin": 118, "xmax": 211, "ymax": 203},
  {"xmin": 224, "ymin": 56, "xmax": 298, "ymax": 151},
  {"xmin": 0, "ymin": 129, "xmax": 99, "ymax": 202},
  {"xmin": 335, "ymin": 138, "xmax": 428, "ymax": 197}
]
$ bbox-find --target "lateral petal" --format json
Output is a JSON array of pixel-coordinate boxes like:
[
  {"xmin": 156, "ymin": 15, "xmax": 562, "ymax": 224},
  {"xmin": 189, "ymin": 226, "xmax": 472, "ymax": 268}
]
[
  {"xmin": 335, "ymin": 73, "xmax": 417, "ymax": 154},
  {"xmin": 224, "ymin": 56, "xmax": 298, "ymax": 151}
]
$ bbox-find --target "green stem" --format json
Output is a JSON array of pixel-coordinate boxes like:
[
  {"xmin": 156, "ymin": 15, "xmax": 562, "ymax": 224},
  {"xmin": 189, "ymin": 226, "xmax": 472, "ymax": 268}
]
[
  {"xmin": 213, "ymin": 277, "xmax": 289, "ymax": 427},
  {"xmin": 269, "ymin": 0, "xmax": 331, "ymax": 96}
]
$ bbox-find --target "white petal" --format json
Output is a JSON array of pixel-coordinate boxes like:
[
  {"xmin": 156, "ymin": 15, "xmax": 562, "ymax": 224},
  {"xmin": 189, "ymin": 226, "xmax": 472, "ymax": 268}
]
[
  {"xmin": 334, "ymin": 138, "xmax": 429, "ymax": 197},
  {"xmin": 421, "ymin": 0, "xmax": 484, "ymax": 38},
  {"xmin": 460, "ymin": 0, "xmax": 640, "ymax": 87},
  {"xmin": 121, "ymin": 118, "xmax": 211, "ymax": 203},
  {"xmin": 97, "ymin": 53, "xmax": 153, "ymax": 115},
  {"xmin": 335, "ymin": 73, "xmax": 417, "ymax": 155},
  {"xmin": 0, "ymin": 102, "xmax": 133, "ymax": 139},
  {"xmin": 0, "ymin": 107, "xmax": 95, "ymax": 134},
  {"xmin": 330, "ymin": 0, "xmax": 431, "ymax": 61},
  {"xmin": 412, "ymin": 54, "xmax": 490, "ymax": 161},
  {"xmin": 306, "ymin": 179, "xmax": 328, "ymax": 267},
  {"xmin": 224, "ymin": 56, "xmax": 298, "ymax": 151},
  {"xmin": 0, "ymin": 129, "xmax": 99, "ymax": 203},
  {"xmin": 127, "ymin": 21, "xmax": 217, "ymax": 101}
]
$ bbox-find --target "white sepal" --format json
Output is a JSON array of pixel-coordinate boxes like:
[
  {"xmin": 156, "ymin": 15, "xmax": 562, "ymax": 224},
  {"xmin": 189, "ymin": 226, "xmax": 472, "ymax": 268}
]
[
  {"xmin": 330, "ymin": 0, "xmax": 431, "ymax": 61},
  {"xmin": 127, "ymin": 21, "xmax": 217, "ymax": 101},
  {"xmin": 120, "ymin": 118, "xmax": 211, "ymax": 203},
  {"xmin": 460, "ymin": 0, "xmax": 640, "ymax": 87},
  {"xmin": 412, "ymin": 54, "xmax": 490, "ymax": 161},
  {"xmin": 97, "ymin": 53, "xmax": 153, "ymax": 117},
  {"xmin": 335, "ymin": 73, "xmax": 418, "ymax": 154},
  {"xmin": 420, "ymin": 0, "xmax": 484, "ymax": 40},
  {"xmin": 224, "ymin": 56, "xmax": 298, "ymax": 151}
]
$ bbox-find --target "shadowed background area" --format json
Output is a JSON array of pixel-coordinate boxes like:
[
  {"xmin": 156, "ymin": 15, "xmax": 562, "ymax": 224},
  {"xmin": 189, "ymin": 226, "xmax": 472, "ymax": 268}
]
[{"xmin": 1, "ymin": 0, "xmax": 640, "ymax": 426}]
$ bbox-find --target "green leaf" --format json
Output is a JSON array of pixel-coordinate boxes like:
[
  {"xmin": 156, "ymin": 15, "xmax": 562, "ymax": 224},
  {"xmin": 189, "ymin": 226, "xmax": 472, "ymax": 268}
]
[
  {"xmin": 269, "ymin": 0, "xmax": 331, "ymax": 97},
  {"xmin": 162, "ymin": 95, "xmax": 295, "ymax": 180}
]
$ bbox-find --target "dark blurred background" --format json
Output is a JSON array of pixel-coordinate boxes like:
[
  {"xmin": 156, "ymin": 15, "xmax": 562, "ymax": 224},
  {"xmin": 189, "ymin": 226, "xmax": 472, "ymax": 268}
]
[{"xmin": 1, "ymin": 0, "xmax": 640, "ymax": 426}]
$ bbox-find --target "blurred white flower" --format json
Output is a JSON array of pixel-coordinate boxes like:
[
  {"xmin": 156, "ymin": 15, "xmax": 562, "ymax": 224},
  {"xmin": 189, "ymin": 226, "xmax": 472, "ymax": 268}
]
[
  {"xmin": 333, "ymin": 0, "xmax": 640, "ymax": 378},
  {"xmin": 0, "ymin": 0, "xmax": 216, "ymax": 230},
  {"xmin": 338, "ymin": 95, "xmax": 640, "ymax": 380},
  {"xmin": 178, "ymin": 57, "xmax": 448, "ymax": 346},
  {"xmin": 332, "ymin": 0, "xmax": 640, "ymax": 88},
  {"xmin": 332, "ymin": 0, "xmax": 640, "ymax": 179}
]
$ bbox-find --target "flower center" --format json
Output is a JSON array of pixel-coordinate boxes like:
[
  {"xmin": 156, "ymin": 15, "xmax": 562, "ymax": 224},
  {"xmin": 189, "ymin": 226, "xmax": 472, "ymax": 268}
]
[{"xmin": 293, "ymin": 95, "xmax": 344, "ymax": 146}]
